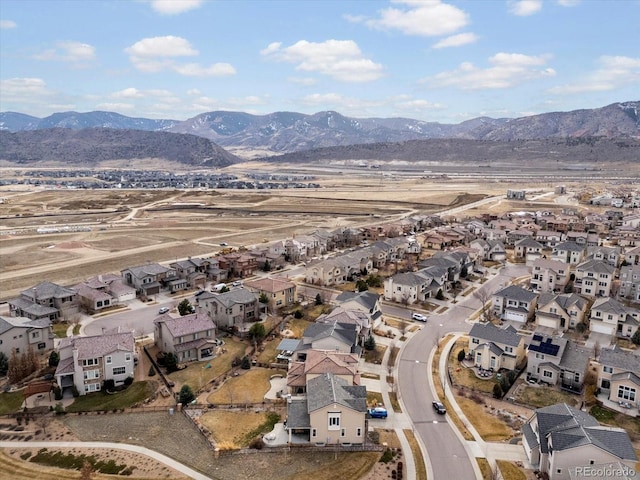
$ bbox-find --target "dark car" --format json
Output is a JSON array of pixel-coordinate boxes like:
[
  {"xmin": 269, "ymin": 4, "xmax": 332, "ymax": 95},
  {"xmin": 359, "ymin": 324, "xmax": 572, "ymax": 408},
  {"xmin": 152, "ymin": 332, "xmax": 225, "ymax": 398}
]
[
  {"xmin": 368, "ymin": 407, "xmax": 388, "ymax": 419},
  {"xmin": 432, "ymin": 401, "xmax": 446, "ymax": 414}
]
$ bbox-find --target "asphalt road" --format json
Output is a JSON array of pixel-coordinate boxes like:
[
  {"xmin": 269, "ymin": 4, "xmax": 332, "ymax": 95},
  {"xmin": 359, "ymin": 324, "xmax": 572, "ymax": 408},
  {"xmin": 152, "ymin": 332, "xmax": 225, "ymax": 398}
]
[{"xmin": 396, "ymin": 263, "xmax": 529, "ymax": 480}]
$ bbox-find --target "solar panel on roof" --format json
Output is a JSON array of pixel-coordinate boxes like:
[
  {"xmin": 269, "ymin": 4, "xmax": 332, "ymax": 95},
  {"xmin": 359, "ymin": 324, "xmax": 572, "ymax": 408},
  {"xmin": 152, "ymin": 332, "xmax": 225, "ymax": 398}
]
[{"xmin": 533, "ymin": 334, "xmax": 543, "ymax": 341}]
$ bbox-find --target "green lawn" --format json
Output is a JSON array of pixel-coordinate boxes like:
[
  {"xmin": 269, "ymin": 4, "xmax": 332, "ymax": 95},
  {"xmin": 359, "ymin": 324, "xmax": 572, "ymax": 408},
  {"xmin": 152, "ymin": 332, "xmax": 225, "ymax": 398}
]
[
  {"xmin": 0, "ymin": 391, "xmax": 24, "ymax": 414},
  {"xmin": 52, "ymin": 322, "xmax": 69, "ymax": 338},
  {"xmin": 66, "ymin": 381, "xmax": 155, "ymax": 412}
]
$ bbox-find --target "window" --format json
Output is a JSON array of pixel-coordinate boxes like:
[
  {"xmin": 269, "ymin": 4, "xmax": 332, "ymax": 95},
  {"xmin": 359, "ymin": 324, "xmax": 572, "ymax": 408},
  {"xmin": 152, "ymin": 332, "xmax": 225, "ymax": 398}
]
[
  {"xmin": 106, "ymin": 356, "xmax": 112, "ymax": 365},
  {"xmin": 341, "ymin": 428, "xmax": 346, "ymax": 437},
  {"xmin": 618, "ymin": 385, "xmax": 636, "ymax": 401},
  {"xmin": 85, "ymin": 383, "xmax": 100, "ymax": 393},
  {"xmin": 535, "ymin": 353, "xmax": 545, "ymax": 360},
  {"xmin": 328, "ymin": 413, "xmax": 341, "ymax": 431},
  {"xmin": 31, "ymin": 331, "xmax": 40, "ymax": 339},
  {"xmin": 82, "ymin": 358, "xmax": 98, "ymax": 367},
  {"xmin": 356, "ymin": 427, "xmax": 362, "ymax": 437},
  {"xmin": 543, "ymin": 370, "xmax": 552, "ymax": 378},
  {"xmin": 37, "ymin": 342, "xmax": 46, "ymax": 350},
  {"xmin": 84, "ymin": 369, "xmax": 100, "ymax": 380},
  {"xmin": 311, "ymin": 428, "xmax": 317, "ymax": 437},
  {"xmin": 603, "ymin": 366, "xmax": 613, "ymax": 373},
  {"xmin": 472, "ymin": 338, "xmax": 479, "ymax": 344},
  {"xmin": 113, "ymin": 366, "xmax": 126, "ymax": 376},
  {"xmin": 504, "ymin": 346, "xmax": 513, "ymax": 353}
]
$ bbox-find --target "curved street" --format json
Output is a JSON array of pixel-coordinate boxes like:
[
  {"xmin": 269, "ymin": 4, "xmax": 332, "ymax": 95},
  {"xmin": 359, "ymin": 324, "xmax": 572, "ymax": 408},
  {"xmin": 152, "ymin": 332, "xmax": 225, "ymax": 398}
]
[{"xmin": 396, "ymin": 263, "xmax": 529, "ymax": 480}]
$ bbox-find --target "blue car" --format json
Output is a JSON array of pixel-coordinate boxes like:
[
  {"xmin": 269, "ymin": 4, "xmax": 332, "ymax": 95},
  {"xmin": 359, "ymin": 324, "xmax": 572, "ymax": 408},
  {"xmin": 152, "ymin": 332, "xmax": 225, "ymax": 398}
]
[{"xmin": 368, "ymin": 407, "xmax": 388, "ymax": 418}]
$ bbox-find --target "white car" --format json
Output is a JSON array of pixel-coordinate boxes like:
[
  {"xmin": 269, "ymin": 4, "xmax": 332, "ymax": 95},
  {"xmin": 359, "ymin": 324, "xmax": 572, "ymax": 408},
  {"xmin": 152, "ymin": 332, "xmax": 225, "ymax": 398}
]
[
  {"xmin": 412, "ymin": 313, "xmax": 427, "ymax": 322},
  {"xmin": 158, "ymin": 307, "xmax": 170, "ymax": 314}
]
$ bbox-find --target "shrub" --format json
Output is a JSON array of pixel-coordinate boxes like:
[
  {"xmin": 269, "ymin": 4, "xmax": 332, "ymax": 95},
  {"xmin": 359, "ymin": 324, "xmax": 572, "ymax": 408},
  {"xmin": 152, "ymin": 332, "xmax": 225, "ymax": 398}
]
[
  {"xmin": 241, "ymin": 356, "xmax": 251, "ymax": 370},
  {"xmin": 457, "ymin": 349, "xmax": 466, "ymax": 362},
  {"xmin": 364, "ymin": 335, "xmax": 376, "ymax": 351},
  {"xmin": 493, "ymin": 383, "xmax": 503, "ymax": 399},
  {"xmin": 632, "ymin": 329, "xmax": 640, "ymax": 346},
  {"xmin": 436, "ymin": 289, "xmax": 444, "ymax": 300},
  {"xmin": 54, "ymin": 402, "xmax": 65, "ymax": 415},
  {"xmin": 48, "ymin": 351, "xmax": 59, "ymax": 368},
  {"xmin": 293, "ymin": 310, "xmax": 303, "ymax": 319},
  {"xmin": 178, "ymin": 385, "xmax": 195, "ymax": 405},
  {"xmin": 249, "ymin": 437, "xmax": 264, "ymax": 450},
  {"xmin": 164, "ymin": 353, "xmax": 178, "ymax": 373},
  {"xmin": 380, "ymin": 448, "xmax": 394, "ymax": 463},
  {"xmin": 53, "ymin": 386, "xmax": 62, "ymax": 400},
  {"xmin": 315, "ymin": 293, "xmax": 323, "ymax": 305},
  {"xmin": 103, "ymin": 379, "xmax": 115, "ymax": 392},
  {"xmin": 71, "ymin": 386, "xmax": 79, "ymax": 398}
]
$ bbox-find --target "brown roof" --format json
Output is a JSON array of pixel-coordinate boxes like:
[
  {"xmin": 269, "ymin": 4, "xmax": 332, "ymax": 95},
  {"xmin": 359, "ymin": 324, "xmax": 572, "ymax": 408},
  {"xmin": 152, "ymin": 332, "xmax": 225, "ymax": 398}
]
[{"xmin": 244, "ymin": 277, "xmax": 295, "ymax": 293}]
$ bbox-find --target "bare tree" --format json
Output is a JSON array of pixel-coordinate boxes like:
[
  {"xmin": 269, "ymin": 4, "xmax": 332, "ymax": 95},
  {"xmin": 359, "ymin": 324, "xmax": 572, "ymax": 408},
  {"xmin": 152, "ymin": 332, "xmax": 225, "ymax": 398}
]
[
  {"xmin": 473, "ymin": 288, "xmax": 493, "ymax": 322},
  {"xmin": 35, "ymin": 415, "xmax": 51, "ymax": 436}
]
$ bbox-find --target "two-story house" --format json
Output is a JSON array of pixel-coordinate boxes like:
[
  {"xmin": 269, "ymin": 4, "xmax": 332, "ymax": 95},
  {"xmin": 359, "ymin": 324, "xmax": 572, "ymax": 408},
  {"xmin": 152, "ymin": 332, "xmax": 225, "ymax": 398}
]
[
  {"xmin": 0, "ymin": 315, "xmax": 54, "ymax": 359},
  {"xmin": 535, "ymin": 293, "xmax": 588, "ymax": 332},
  {"xmin": 286, "ymin": 373, "xmax": 367, "ymax": 445},
  {"xmin": 154, "ymin": 312, "xmax": 217, "ymax": 362},
  {"xmin": 526, "ymin": 332, "xmax": 592, "ymax": 391},
  {"xmin": 169, "ymin": 258, "xmax": 207, "ymax": 290},
  {"xmin": 243, "ymin": 277, "xmax": 297, "ymax": 312},
  {"xmin": 552, "ymin": 241, "xmax": 586, "ymax": 265},
  {"xmin": 121, "ymin": 263, "xmax": 180, "ymax": 298},
  {"xmin": 619, "ymin": 264, "xmax": 640, "ymax": 304},
  {"xmin": 335, "ymin": 291, "xmax": 383, "ymax": 327},
  {"xmin": 468, "ymin": 322, "xmax": 526, "ymax": 371},
  {"xmin": 8, "ymin": 281, "xmax": 79, "ymax": 322},
  {"xmin": 383, "ymin": 271, "xmax": 437, "ymax": 305},
  {"xmin": 54, "ymin": 327, "xmax": 135, "ymax": 395},
  {"xmin": 514, "ymin": 237, "xmax": 545, "ymax": 263},
  {"xmin": 522, "ymin": 403, "xmax": 637, "ymax": 480},
  {"xmin": 574, "ymin": 259, "xmax": 615, "ymax": 298},
  {"xmin": 196, "ymin": 288, "xmax": 261, "ymax": 332},
  {"xmin": 589, "ymin": 297, "xmax": 636, "ymax": 337},
  {"xmin": 286, "ymin": 350, "xmax": 360, "ymax": 395},
  {"xmin": 530, "ymin": 259, "xmax": 570, "ymax": 294},
  {"xmin": 492, "ymin": 285, "xmax": 538, "ymax": 323},
  {"xmin": 597, "ymin": 346, "xmax": 640, "ymax": 412}
]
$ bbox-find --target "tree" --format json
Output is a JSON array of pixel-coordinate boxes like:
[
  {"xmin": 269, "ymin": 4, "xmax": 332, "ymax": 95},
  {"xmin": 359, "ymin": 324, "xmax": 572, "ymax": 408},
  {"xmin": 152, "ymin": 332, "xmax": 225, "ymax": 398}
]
[
  {"xmin": 179, "ymin": 385, "xmax": 195, "ymax": 405},
  {"xmin": 241, "ymin": 356, "xmax": 251, "ymax": 369},
  {"xmin": 366, "ymin": 275, "xmax": 383, "ymax": 288},
  {"xmin": 103, "ymin": 379, "xmax": 115, "ymax": 392},
  {"xmin": 315, "ymin": 293, "xmax": 323, "ymax": 305},
  {"xmin": 460, "ymin": 265, "xmax": 468, "ymax": 278},
  {"xmin": 259, "ymin": 293, "xmax": 269, "ymax": 304},
  {"xmin": 263, "ymin": 260, "xmax": 271, "ymax": 272},
  {"xmin": 493, "ymin": 383, "xmax": 503, "ymax": 399},
  {"xmin": 473, "ymin": 288, "xmax": 493, "ymax": 323},
  {"xmin": 0, "ymin": 352, "xmax": 8, "ymax": 376},
  {"xmin": 48, "ymin": 351, "xmax": 59, "ymax": 367},
  {"xmin": 164, "ymin": 352, "xmax": 178, "ymax": 373},
  {"xmin": 220, "ymin": 285, "xmax": 230, "ymax": 293},
  {"xmin": 355, "ymin": 279, "xmax": 368, "ymax": 292},
  {"xmin": 35, "ymin": 415, "xmax": 51, "ymax": 435},
  {"xmin": 457, "ymin": 349, "xmax": 466, "ymax": 362},
  {"xmin": 293, "ymin": 310, "xmax": 303, "ymax": 319},
  {"xmin": 436, "ymin": 289, "xmax": 444, "ymax": 300},
  {"xmin": 80, "ymin": 460, "xmax": 95, "ymax": 480},
  {"xmin": 8, "ymin": 349, "xmax": 22, "ymax": 383},
  {"xmin": 178, "ymin": 299, "xmax": 192, "ymax": 316},
  {"xmin": 632, "ymin": 329, "xmax": 640, "ymax": 346},
  {"xmin": 248, "ymin": 323, "xmax": 266, "ymax": 343},
  {"xmin": 364, "ymin": 335, "xmax": 376, "ymax": 351}
]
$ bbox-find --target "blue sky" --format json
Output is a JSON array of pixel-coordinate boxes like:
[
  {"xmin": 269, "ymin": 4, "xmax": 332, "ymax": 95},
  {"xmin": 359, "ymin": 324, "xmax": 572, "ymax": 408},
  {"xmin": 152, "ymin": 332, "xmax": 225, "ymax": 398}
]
[{"xmin": 1, "ymin": 0, "xmax": 639, "ymax": 123}]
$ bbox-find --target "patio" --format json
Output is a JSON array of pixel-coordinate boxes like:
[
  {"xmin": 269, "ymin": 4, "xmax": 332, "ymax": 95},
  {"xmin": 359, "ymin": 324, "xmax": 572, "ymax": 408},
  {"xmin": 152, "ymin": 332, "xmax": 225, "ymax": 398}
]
[{"xmin": 596, "ymin": 393, "xmax": 640, "ymax": 418}]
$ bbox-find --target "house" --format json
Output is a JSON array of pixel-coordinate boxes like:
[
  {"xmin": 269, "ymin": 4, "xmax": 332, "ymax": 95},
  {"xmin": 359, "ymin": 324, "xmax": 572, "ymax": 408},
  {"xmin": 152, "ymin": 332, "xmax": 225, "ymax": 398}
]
[
  {"xmin": 196, "ymin": 289, "xmax": 261, "ymax": 331},
  {"xmin": 522, "ymin": 403, "xmax": 637, "ymax": 480},
  {"xmin": 526, "ymin": 333, "xmax": 592, "ymax": 391},
  {"xmin": 121, "ymin": 263, "xmax": 180, "ymax": 298},
  {"xmin": 286, "ymin": 373, "xmax": 367, "ymax": 445},
  {"xmin": 293, "ymin": 321, "xmax": 360, "ymax": 362},
  {"xmin": 384, "ymin": 271, "xmax": 434, "ymax": 305},
  {"xmin": 597, "ymin": 346, "xmax": 640, "ymax": 411},
  {"xmin": 514, "ymin": 237, "xmax": 544, "ymax": 261},
  {"xmin": 535, "ymin": 230, "xmax": 564, "ymax": 248},
  {"xmin": 72, "ymin": 274, "xmax": 136, "ymax": 314},
  {"xmin": 535, "ymin": 293, "xmax": 588, "ymax": 332},
  {"xmin": 169, "ymin": 258, "xmax": 207, "ymax": 290},
  {"xmin": 468, "ymin": 322, "xmax": 526, "ymax": 371},
  {"xmin": 486, "ymin": 240, "xmax": 507, "ymax": 261},
  {"xmin": 8, "ymin": 281, "xmax": 79, "ymax": 322},
  {"xmin": 243, "ymin": 277, "xmax": 297, "ymax": 312},
  {"xmin": 574, "ymin": 259, "xmax": 615, "ymax": 298},
  {"xmin": 54, "ymin": 328, "xmax": 135, "ymax": 395},
  {"xmin": 315, "ymin": 307, "xmax": 371, "ymax": 348},
  {"xmin": 588, "ymin": 298, "xmax": 638, "ymax": 337},
  {"xmin": 586, "ymin": 246, "xmax": 621, "ymax": 267},
  {"xmin": 530, "ymin": 259, "xmax": 570, "ymax": 294},
  {"xmin": 619, "ymin": 265, "xmax": 640, "ymax": 304},
  {"xmin": 218, "ymin": 253, "xmax": 258, "ymax": 279},
  {"xmin": 286, "ymin": 350, "xmax": 360, "ymax": 395},
  {"xmin": 492, "ymin": 285, "xmax": 538, "ymax": 323},
  {"xmin": 335, "ymin": 291, "xmax": 383, "ymax": 327},
  {"xmin": 507, "ymin": 189, "xmax": 526, "ymax": 200},
  {"xmin": 552, "ymin": 242, "xmax": 586, "ymax": 265},
  {"xmin": 623, "ymin": 245, "xmax": 640, "ymax": 266},
  {"xmin": 0, "ymin": 315, "xmax": 54, "ymax": 358},
  {"xmin": 154, "ymin": 312, "xmax": 216, "ymax": 362}
]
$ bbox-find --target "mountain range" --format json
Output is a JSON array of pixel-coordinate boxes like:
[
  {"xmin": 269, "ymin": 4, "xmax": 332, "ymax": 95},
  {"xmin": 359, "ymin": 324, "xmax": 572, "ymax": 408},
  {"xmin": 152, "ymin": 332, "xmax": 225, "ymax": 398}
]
[{"xmin": 1, "ymin": 101, "xmax": 638, "ymax": 159}]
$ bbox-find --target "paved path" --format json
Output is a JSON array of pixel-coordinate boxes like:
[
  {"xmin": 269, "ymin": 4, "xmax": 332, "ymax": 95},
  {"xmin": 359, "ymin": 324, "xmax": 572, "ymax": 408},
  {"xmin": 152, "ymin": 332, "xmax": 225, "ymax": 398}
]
[{"xmin": 0, "ymin": 441, "xmax": 212, "ymax": 480}]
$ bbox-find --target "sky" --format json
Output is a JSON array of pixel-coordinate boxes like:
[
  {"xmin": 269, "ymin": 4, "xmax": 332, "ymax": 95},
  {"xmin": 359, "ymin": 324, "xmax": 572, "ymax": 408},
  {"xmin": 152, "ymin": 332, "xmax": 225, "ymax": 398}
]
[{"xmin": 1, "ymin": 0, "xmax": 639, "ymax": 123}]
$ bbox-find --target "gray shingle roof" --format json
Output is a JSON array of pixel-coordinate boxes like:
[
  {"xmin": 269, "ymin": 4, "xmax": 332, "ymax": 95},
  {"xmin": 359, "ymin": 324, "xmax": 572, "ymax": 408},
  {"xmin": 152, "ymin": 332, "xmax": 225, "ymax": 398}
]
[
  {"xmin": 0, "ymin": 315, "xmax": 52, "ymax": 335},
  {"xmin": 559, "ymin": 341, "xmax": 593, "ymax": 373},
  {"xmin": 469, "ymin": 322, "xmax": 522, "ymax": 347},
  {"xmin": 599, "ymin": 346, "xmax": 640, "ymax": 372},
  {"xmin": 494, "ymin": 285, "xmax": 537, "ymax": 303},
  {"xmin": 59, "ymin": 330, "xmax": 134, "ymax": 360},
  {"xmin": 287, "ymin": 399, "xmax": 311, "ymax": 429},
  {"xmin": 335, "ymin": 291, "xmax": 379, "ymax": 312},
  {"xmin": 154, "ymin": 312, "xmax": 215, "ymax": 338},
  {"xmin": 211, "ymin": 288, "xmax": 258, "ymax": 308},
  {"xmin": 306, "ymin": 373, "xmax": 367, "ymax": 413}
]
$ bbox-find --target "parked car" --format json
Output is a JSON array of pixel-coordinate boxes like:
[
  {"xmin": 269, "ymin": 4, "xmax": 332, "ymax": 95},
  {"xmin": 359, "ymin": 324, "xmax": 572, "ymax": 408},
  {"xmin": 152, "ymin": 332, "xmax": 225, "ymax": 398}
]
[
  {"xmin": 158, "ymin": 307, "xmax": 170, "ymax": 314},
  {"xmin": 231, "ymin": 281, "xmax": 242, "ymax": 287},
  {"xmin": 432, "ymin": 401, "xmax": 446, "ymax": 414},
  {"xmin": 219, "ymin": 242, "xmax": 228, "ymax": 246},
  {"xmin": 368, "ymin": 407, "xmax": 388, "ymax": 419},
  {"xmin": 412, "ymin": 313, "xmax": 427, "ymax": 322}
]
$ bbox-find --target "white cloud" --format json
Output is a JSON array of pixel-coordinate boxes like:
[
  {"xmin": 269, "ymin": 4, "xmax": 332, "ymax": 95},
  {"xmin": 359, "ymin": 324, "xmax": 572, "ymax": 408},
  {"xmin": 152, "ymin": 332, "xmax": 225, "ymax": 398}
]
[
  {"xmin": 125, "ymin": 36, "xmax": 235, "ymax": 77},
  {"xmin": 0, "ymin": 19, "xmax": 17, "ymax": 29},
  {"xmin": 261, "ymin": 39, "xmax": 384, "ymax": 82},
  {"xmin": 0, "ymin": 78, "xmax": 56, "ymax": 109},
  {"xmin": 432, "ymin": 32, "xmax": 478, "ymax": 49},
  {"xmin": 112, "ymin": 88, "xmax": 145, "ymax": 99},
  {"xmin": 288, "ymin": 77, "xmax": 318, "ymax": 86},
  {"xmin": 557, "ymin": 0, "xmax": 580, "ymax": 6},
  {"xmin": 508, "ymin": 0, "xmax": 543, "ymax": 16},
  {"xmin": 33, "ymin": 41, "xmax": 96, "ymax": 63},
  {"xmin": 186, "ymin": 89, "xmax": 202, "ymax": 96},
  {"xmin": 173, "ymin": 62, "xmax": 236, "ymax": 77},
  {"xmin": 547, "ymin": 55, "xmax": 640, "ymax": 94},
  {"xmin": 96, "ymin": 102, "xmax": 135, "ymax": 111},
  {"xmin": 351, "ymin": 0, "xmax": 469, "ymax": 37},
  {"xmin": 427, "ymin": 52, "xmax": 555, "ymax": 90},
  {"xmin": 149, "ymin": 0, "xmax": 203, "ymax": 15}
]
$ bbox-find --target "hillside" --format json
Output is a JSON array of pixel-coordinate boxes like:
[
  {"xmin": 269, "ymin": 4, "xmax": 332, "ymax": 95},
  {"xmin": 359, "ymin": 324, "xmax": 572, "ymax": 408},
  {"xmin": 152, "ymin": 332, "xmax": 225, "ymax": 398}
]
[{"xmin": 0, "ymin": 128, "xmax": 239, "ymax": 167}]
